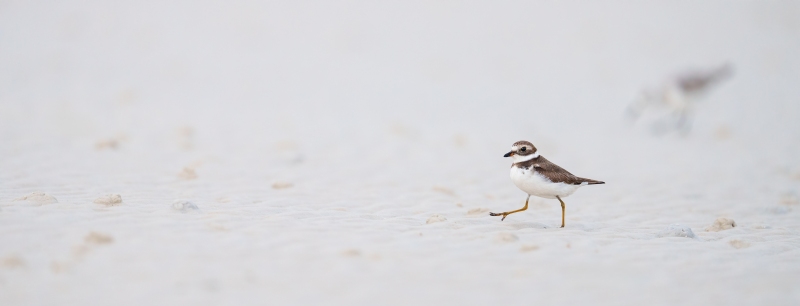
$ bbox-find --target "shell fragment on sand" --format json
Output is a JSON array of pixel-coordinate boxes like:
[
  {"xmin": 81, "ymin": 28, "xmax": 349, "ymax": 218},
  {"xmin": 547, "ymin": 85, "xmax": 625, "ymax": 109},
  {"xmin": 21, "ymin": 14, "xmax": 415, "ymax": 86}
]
[
  {"xmin": 705, "ymin": 217, "xmax": 736, "ymax": 232},
  {"xmin": 426, "ymin": 214, "xmax": 447, "ymax": 224},
  {"xmin": 94, "ymin": 194, "xmax": 123, "ymax": 206},
  {"xmin": 14, "ymin": 192, "xmax": 58, "ymax": 206},
  {"xmin": 656, "ymin": 224, "xmax": 697, "ymax": 239},
  {"xmin": 172, "ymin": 200, "xmax": 199, "ymax": 212}
]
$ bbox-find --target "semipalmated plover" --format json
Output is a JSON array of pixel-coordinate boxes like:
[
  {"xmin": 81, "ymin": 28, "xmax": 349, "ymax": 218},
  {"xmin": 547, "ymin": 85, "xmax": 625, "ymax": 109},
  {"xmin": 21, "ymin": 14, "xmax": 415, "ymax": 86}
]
[
  {"xmin": 490, "ymin": 141, "xmax": 604, "ymax": 227},
  {"xmin": 627, "ymin": 63, "xmax": 733, "ymax": 134}
]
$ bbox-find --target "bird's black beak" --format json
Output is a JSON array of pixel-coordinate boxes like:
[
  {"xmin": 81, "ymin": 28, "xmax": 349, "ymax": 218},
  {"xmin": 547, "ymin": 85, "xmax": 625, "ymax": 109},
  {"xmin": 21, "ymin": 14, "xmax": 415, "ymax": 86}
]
[{"xmin": 503, "ymin": 151, "xmax": 514, "ymax": 157}]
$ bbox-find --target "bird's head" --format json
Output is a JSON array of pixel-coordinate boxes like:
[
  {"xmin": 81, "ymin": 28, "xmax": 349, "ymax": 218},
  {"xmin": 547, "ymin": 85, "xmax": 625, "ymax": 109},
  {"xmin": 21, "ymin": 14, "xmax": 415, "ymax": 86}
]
[{"xmin": 504, "ymin": 140, "xmax": 539, "ymax": 163}]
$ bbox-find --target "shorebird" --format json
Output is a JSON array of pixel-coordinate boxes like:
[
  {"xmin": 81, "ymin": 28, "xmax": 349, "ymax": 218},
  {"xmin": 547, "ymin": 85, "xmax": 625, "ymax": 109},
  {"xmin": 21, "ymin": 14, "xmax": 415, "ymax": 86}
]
[
  {"xmin": 490, "ymin": 140, "xmax": 604, "ymax": 227},
  {"xmin": 627, "ymin": 63, "xmax": 733, "ymax": 134}
]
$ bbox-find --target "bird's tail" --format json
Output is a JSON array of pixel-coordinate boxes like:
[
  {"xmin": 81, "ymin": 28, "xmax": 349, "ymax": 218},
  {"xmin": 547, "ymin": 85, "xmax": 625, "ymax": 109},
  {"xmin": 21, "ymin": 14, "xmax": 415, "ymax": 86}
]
[{"xmin": 580, "ymin": 178, "xmax": 605, "ymax": 185}]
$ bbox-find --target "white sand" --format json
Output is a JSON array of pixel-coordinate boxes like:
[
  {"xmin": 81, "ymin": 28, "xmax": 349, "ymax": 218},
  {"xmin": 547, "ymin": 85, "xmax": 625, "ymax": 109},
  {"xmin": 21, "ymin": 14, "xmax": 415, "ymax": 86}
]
[{"xmin": 1, "ymin": 1, "xmax": 799, "ymax": 305}]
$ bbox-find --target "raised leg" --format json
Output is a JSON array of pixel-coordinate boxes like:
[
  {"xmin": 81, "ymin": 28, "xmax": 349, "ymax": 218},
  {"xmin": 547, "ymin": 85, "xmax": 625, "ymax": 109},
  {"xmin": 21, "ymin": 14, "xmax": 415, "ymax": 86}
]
[
  {"xmin": 490, "ymin": 195, "xmax": 530, "ymax": 221},
  {"xmin": 556, "ymin": 196, "xmax": 565, "ymax": 228}
]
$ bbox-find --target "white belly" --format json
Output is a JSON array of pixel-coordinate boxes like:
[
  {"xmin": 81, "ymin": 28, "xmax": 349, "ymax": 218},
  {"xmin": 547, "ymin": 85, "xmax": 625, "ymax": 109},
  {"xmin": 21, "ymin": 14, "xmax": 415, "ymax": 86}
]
[{"xmin": 510, "ymin": 166, "xmax": 582, "ymax": 199}]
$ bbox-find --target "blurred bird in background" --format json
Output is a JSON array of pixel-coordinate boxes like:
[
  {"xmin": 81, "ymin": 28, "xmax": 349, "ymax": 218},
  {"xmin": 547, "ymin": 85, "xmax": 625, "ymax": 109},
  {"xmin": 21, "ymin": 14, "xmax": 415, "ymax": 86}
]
[{"xmin": 627, "ymin": 63, "xmax": 733, "ymax": 135}]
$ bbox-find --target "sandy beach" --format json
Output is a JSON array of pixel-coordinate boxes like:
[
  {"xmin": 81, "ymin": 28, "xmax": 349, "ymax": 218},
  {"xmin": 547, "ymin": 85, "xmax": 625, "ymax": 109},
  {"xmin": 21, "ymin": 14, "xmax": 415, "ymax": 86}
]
[{"xmin": 1, "ymin": 1, "xmax": 799, "ymax": 305}]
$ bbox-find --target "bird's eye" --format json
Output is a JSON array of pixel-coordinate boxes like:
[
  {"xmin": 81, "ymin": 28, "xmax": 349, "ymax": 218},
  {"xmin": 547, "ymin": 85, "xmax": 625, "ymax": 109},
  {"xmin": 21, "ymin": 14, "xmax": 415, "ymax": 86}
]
[{"xmin": 520, "ymin": 147, "xmax": 527, "ymax": 152}]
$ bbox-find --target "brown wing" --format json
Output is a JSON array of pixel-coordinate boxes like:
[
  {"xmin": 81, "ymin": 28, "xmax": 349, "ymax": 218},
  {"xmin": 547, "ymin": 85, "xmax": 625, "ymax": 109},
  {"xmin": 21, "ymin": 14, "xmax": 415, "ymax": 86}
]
[{"xmin": 518, "ymin": 156, "xmax": 604, "ymax": 185}]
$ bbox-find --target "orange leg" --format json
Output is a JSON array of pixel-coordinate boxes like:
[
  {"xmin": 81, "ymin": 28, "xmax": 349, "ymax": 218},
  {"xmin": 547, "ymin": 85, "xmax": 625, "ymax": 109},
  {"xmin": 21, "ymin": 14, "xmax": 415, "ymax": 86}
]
[{"xmin": 490, "ymin": 195, "xmax": 530, "ymax": 221}]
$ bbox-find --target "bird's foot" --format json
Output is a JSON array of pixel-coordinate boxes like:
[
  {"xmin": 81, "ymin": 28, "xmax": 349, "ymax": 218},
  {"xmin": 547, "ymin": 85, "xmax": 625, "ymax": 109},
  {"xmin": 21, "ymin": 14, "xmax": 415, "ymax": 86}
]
[{"xmin": 489, "ymin": 212, "xmax": 508, "ymax": 221}]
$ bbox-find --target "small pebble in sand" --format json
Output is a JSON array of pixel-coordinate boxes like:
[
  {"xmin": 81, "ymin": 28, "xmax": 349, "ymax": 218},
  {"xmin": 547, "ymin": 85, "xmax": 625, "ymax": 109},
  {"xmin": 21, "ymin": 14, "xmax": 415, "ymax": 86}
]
[
  {"xmin": 495, "ymin": 233, "xmax": 519, "ymax": 243},
  {"xmin": 14, "ymin": 192, "xmax": 58, "ymax": 205},
  {"xmin": 84, "ymin": 232, "xmax": 114, "ymax": 245},
  {"xmin": 178, "ymin": 167, "xmax": 198, "ymax": 180},
  {"xmin": 728, "ymin": 239, "xmax": 750, "ymax": 249},
  {"xmin": 93, "ymin": 194, "xmax": 122, "ymax": 206},
  {"xmin": 172, "ymin": 200, "xmax": 199, "ymax": 212},
  {"xmin": 656, "ymin": 224, "xmax": 697, "ymax": 239},
  {"xmin": 272, "ymin": 182, "xmax": 293, "ymax": 189},
  {"xmin": 95, "ymin": 133, "xmax": 129, "ymax": 150},
  {"xmin": 705, "ymin": 217, "xmax": 736, "ymax": 232},
  {"xmin": 426, "ymin": 214, "xmax": 447, "ymax": 224},
  {"xmin": 95, "ymin": 139, "xmax": 119, "ymax": 150}
]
